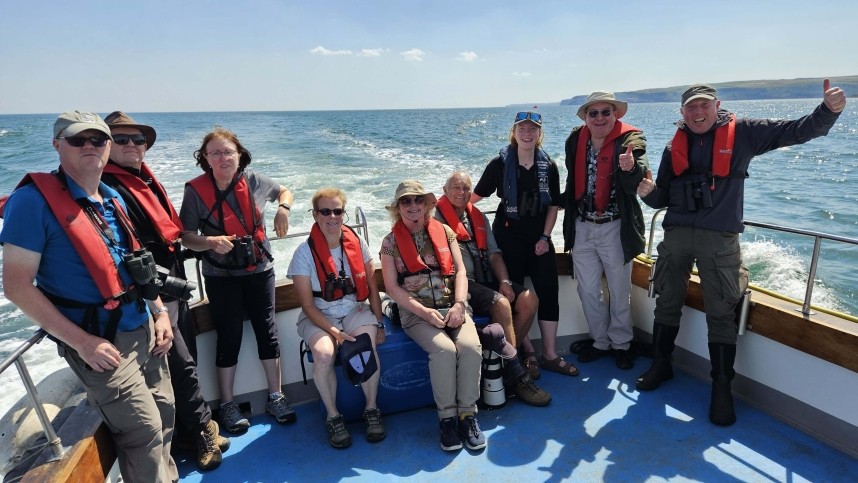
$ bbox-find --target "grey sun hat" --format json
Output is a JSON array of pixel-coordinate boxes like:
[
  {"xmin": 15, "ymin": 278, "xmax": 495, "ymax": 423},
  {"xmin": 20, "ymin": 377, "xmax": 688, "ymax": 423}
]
[
  {"xmin": 682, "ymin": 84, "xmax": 718, "ymax": 106},
  {"xmin": 53, "ymin": 111, "xmax": 112, "ymax": 139},
  {"xmin": 385, "ymin": 179, "xmax": 438, "ymax": 211},
  {"xmin": 576, "ymin": 91, "xmax": 629, "ymax": 120},
  {"xmin": 104, "ymin": 111, "xmax": 157, "ymax": 149}
]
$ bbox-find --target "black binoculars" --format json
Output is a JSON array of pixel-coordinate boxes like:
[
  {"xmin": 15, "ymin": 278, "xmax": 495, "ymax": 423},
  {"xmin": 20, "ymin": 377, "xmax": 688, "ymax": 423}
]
[
  {"xmin": 227, "ymin": 235, "xmax": 256, "ymax": 267},
  {"xmin": 684, "ymin": 179, "xmax": 713, "ymax": 211},
  {"xmin": 518, "ymin": 190, "xmax": 542, "ymax": 218},
  {"xmin": 124, "ymin": 249, "xmax": 160, "ymax": 300},
  {"xmin": 472, "ymin": 255, "xmax": 495, "ymax": 284},
  {"xmin": 323, "ymin": 270, "xmax": 356, "ymax": 301}
]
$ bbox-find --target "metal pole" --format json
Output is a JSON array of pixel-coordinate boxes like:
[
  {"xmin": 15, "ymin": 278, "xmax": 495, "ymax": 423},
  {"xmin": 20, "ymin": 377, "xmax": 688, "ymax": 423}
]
[
  {"xmin": 14, "ymin": 357, "xmax": 67, "ymax": 461},
  {"xmin": 801, "ymin": 236, "xmax": 822, "ymax": 316}
]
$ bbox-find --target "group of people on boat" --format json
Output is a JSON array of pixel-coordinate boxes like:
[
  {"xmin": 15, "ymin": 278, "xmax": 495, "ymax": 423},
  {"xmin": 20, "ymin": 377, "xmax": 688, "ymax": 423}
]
[{"xmin": 0, "ymin": 79, "xmax": 846, "ymax": 482}]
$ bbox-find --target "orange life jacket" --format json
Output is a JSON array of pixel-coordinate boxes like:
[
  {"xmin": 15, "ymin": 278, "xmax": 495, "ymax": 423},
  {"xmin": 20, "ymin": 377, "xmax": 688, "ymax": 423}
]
[
  {"xmin": 392, "ymin": 218, "xmax": 453, "ymax": 276},
  {"xmin": 671, "ymin": 114, "xmax": 736, "ymax": 177},
  {"xmin": 308, "ymin": 224, "xmax": 369, "ymax": 301},
  {"xmin": 435, "ymin": 195, "xmax": 488, "ymax": 250},
  {"xmin": 102, "ymin": 162, "xmax": 182, "ymax": 249},
  {"xmin": 574, "ymin": 121, "xmax": 641, "ymax": 212}
]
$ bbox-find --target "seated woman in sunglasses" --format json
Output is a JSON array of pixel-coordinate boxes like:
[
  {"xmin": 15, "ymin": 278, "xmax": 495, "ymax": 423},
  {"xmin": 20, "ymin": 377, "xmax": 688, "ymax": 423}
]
[
  {"xmin": 472, "ymin": 112, "xmax": 573, "ymax": 378},
  {"xmin": 287, "ymin": 188, "xmax": 386, "ymax": 449},
  {"xmin": 379, "ymin": 180, "xmax": 485, "ymax": 452}
]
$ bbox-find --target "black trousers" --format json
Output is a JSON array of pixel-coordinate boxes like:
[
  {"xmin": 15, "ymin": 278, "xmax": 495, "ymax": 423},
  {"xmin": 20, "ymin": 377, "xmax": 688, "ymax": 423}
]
[{"xmin": 167, "ymin": 300, "xmax": 212, "ymax": 439}]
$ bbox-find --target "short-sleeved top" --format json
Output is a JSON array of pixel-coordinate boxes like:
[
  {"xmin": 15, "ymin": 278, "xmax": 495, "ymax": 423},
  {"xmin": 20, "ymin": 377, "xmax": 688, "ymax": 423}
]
[
  {"xmin": 473, "ymin": 155, "xmax": 561, "ymax": 239},
  {"xmin": 434, "ymin": 210, "xmax": 500, "ymax": 279},
  {"xmin": 287, "ymin": 233, "xmax": 373, "ymax": 319},
  {"xmin": 379, "ymin": 224, "xmax": 458, "ymax": 308},
  {"xmin": 0, "ymin": 179, "xmax": 149, "ymax": 334},
  {"xmin": 180, "ymin": 169, "xmax": 281, "ymax": 277}
]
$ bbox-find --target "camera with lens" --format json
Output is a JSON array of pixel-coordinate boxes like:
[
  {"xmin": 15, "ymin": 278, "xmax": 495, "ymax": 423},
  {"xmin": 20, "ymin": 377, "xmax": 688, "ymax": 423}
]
[
  {"xmin": 323, "ymin": 270, "xmax": 356, "ymax": 301},
  {"xmin": 124, "ymin": 249, "xmax": 160, "ymax": 300},
  {"xmin": 518, "ymin": 190, "xmax": 541, "ymax": 218},
  {"xmin": 154, "ymin": 266, "xmax": 197, "ymax": 302},
  {"xmin": 227, "ymin": 235, "xmax": 255, "ymax": 267},
  {"xmin": 683, "ymin": 178, "xmax": 713, "ymax": 211}
]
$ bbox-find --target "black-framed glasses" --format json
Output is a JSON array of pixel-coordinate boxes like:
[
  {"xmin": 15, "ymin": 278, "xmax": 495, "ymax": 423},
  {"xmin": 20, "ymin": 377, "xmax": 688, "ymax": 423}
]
[
  {"xmin": 514, "ymin": 111, "xmax": 542, "ymax": 125},
  {"xmin": 57, "ymin": 135, "xmax": 110, "ymax": 148},
  {"xmin": 316, "ymin": 208, "xmax": 345, "ymax": 217},
  {"xmin": 587, "ymin": 109, "xmax": 614, "ymax": 119},
  {"xmin": 399, "ymin": 195, "xmax": 426, "ymax": 207},
  {"xmin": 112, "ymin": 134, "xmax": 147, "ymax": 146}
]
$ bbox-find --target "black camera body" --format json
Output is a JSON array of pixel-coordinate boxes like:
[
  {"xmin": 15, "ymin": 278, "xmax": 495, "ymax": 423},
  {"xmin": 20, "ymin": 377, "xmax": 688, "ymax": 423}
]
[
  {"xmin": 154, "ymin": 266, "xmax": 197, "ymax": 302},
  {"xmin": 227, "ymin": 235, "xmax": 256, "ymax": 267},
  {"xmin": 323, "ymin": 270, "xmax": 356, "ymax": 301},
  {"xmin": 518, "ymin": 190, "xmax": 542, "ymax": 218}
]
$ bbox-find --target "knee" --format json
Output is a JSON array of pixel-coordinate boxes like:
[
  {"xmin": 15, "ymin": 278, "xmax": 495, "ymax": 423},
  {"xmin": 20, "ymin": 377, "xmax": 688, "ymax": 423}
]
[
  {"xmin": 311, "ymin": 348, "xmax": 337, "ymax": 368},
  {"xmin": 490, "ymin": 298, "xmax": 512, "ymax": 319}
]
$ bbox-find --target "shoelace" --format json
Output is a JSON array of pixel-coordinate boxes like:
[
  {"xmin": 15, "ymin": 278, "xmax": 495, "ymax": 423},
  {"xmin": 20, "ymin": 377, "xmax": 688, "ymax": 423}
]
[
  {"xmin": 329, "ymin": 417, "xmax": 348, "ymax": 437},
  {"xmin": 199, "ymin": 428, "xmax": 217, "ymax": 452},
  {"xmin": 270, "ymin": 396, "xmax": 293, "ymax": 414},
  {"xmin": 365, "ymin": 410, "xmax": 383, "ymax": 430},
  {"xmin": 223, "ymin": 403, "xmax": 242, "ymax": 423}
]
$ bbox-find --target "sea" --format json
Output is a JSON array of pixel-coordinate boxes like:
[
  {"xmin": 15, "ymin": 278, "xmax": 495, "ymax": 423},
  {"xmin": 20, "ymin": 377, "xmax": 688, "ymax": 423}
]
[{"xmin": 0, "ymin": 100, "xmax": 856, "ymax": 417}]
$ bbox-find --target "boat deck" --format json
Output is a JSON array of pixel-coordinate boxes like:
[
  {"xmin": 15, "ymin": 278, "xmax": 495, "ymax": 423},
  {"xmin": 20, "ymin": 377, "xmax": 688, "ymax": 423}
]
[{"xmin": 174, "ymin": 353, "xmax": 857, "ymax": 482}]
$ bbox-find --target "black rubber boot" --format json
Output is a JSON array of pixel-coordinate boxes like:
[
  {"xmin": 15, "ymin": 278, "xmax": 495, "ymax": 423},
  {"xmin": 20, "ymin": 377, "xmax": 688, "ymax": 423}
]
[
  {"xmin": 636, "ymin": 324, "xmax": 679, "ymax": 391},
  {"xmin": 708, "ymin": 342, "xmax": 737, "ymax": 426}
]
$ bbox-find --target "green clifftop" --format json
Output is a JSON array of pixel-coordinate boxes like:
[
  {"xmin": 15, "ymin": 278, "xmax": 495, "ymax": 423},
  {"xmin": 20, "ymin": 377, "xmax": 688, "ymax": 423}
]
[{"xmin": 560, "ymin": 76, "xmax": 858, "ymax": 105}]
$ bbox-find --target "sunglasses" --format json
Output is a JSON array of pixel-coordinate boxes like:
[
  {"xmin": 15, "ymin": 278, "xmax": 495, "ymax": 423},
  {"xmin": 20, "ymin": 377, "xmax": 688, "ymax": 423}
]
[
  {"xmin": 399, "ymin": 195, "xmax": 426, "ymax": 207},
  {"xmin": 57, "ymin": 135, "xmax": 110, "ymax": 148},
  {"xmin": 112, "ymin": 134, "xmax": 147, "ymax": 146},
  {"xmin": 514, "ymin": 111, "xmax": 542, "ymax": 125},
  {"xmin": 316, "ymin": 208, "xmax": 345, "ymax": 217},
  {"xmin": 587, "ymin": 109, "xmax": 614, "ymax": 119}
]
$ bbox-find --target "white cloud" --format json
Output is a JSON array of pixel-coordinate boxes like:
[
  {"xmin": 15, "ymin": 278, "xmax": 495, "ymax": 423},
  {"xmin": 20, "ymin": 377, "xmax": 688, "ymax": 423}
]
[
  {"xmin": 457, "ymin": 51, "xmax": 478, "ymax": 62},
  {"xmin": 400, "ymin": 48, "xmax": 426, "ymax": 62},
  {"xmin": 310, "ymin": 46, "xmax": 353, "ymax": 56},
  {"xmin": 357, "ymin": 48, "xmax": 385, "ymax": 57},
  {"xmin": 512, "ymin": 72, "xmax": 532, "ymax": 77}
]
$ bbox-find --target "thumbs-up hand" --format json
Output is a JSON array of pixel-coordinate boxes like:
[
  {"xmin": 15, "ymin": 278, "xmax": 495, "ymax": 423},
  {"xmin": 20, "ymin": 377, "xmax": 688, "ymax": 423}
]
[
  {"xmin": 637, "ymin": 169, "xmax": 655, "ymax": 197},
  {"xmin": 822, "ymin": 78, "xmax": 847, "ymax": 113},
  {"xmin": 619, "ymin": 143, "xmax": 635, "ymax": 171}
]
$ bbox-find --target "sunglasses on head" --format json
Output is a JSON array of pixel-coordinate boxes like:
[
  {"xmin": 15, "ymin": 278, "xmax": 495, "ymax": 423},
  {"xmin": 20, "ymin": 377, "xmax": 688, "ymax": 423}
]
[
  {"xmin": 112, "ymin": 134, "xmax": 147, "ymax": 146},
  {"xmin": 57, "ymin": 135, "xmax": 110, "ymax": 148},
  {"xmin": 316, "ymin": 208, "xmax": 345, "ymax": 217},
  {"xmin": 514, "ymin": 111, "xmax": 542, "ymax": 125},
  {"xmin": 399, "ymin": 195, "xmax": 426, "ymax": 207},
  {"xmin": 587, "ymin": 108, "xmax": 614, "ymax": 119}
]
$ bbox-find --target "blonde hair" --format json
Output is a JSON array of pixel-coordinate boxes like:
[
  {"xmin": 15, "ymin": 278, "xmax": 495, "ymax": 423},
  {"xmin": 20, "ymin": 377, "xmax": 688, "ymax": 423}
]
[
  {"xmin": 508, "ymin": 123, "xmax": 544, "ymax": 148},
  {"xmin": 311, "ymin": 187, "xmax": 347, "ymax": 211}
]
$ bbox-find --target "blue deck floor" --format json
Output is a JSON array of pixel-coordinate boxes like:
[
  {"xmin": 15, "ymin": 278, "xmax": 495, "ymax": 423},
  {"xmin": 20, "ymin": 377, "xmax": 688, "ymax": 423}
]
[{"xmin": 175, "ymin": 355, "xmax": 857, "ymax": 482}]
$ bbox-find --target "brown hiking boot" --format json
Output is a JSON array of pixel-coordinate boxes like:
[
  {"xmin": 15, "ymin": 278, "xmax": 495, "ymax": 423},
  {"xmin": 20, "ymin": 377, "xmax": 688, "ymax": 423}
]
[
  {"xmin": 512, "ymin": 373, "xmax": 552, "ymax": 406},
  {"xmin": 197, "ymin": 420, "xmax": 223, "ymax": 470},
  {"xmin": 205, "ymin": 420, "xmax": 231, "ymax": 452}
]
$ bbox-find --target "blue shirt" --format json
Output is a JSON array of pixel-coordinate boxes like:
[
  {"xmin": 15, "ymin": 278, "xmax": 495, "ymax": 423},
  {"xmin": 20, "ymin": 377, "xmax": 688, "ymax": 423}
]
[{"xmin": 0, "ymin": 176, "xmax": 149, "ymax": 335}]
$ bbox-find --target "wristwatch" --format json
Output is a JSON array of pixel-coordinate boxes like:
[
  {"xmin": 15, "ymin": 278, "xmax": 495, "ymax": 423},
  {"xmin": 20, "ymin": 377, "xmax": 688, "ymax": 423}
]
[
  {"xmin": 539, "ymin": 234, "xmax": 551, "ymax": 242},
  {"xmin": 376, "ymin": 321, "xmax": 385, "ymax": 330},
  {"xmin": 278, "ymin": 202, "xmax": 291, "ymax": 211},
  {"xmin": 151, "ymin": 306, "xmax": 169, "ymax": 317}
]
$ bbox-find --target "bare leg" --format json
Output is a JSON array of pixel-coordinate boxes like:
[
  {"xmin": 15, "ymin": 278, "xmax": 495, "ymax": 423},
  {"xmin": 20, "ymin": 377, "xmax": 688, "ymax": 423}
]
[{"xmin": 261, "ymin": 358, "xmax": 282, "ymax": 395}]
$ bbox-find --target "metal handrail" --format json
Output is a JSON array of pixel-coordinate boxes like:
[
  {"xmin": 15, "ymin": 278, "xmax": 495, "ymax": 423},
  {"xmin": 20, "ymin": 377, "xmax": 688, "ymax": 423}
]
[
  {"xmin": 645, "ymin": 211, "xmax": 858, "ymax": 317},
  {"xmin": 0, "ymin": 329, "xmax": 68, "ymax": 462}
]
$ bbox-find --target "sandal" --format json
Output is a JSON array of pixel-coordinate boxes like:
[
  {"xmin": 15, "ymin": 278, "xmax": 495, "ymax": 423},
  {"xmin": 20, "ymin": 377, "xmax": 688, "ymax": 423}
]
[
  {"xmin": 539, "ymin": 355, "xmax": 579, "ymax": 377},
  {"xmin": 521, "ymin": 351, "xmax": 541, "ymax": 380}
]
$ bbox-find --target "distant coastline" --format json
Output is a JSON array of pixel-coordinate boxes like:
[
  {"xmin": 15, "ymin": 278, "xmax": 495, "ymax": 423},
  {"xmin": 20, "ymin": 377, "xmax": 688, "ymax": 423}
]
[{"xmin": 558, "ymin": 76, "xmax": 858, "ymax": 105}]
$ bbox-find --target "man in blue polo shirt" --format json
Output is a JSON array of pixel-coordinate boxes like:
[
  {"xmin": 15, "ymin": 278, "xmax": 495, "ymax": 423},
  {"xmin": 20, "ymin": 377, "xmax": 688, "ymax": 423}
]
[{"xmin": 1, "ymin": 111, "xmax": 177, "ymax": 482}]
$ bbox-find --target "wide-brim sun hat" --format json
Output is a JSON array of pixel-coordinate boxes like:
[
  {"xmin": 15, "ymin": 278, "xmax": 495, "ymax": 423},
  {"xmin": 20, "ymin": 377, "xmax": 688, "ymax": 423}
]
[
  {"xmin": 104, "ymin": 111, "xmax": 157, "ymax": 149},
  {"xmin": 385, "ymin": 179, "xmax": 438, "ymax": 212},
  {"xmin": 576, "ymin": 91, "xmax": 629, "ymax": 120}
]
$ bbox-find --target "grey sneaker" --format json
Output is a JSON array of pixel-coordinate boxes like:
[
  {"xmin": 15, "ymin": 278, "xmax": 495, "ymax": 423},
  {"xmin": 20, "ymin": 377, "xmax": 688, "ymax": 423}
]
[
  {"xmin": 457, "ymin": 415, "xmax": 486, "ymax": 450},
  {"xmin": 326, "ymin": 415, "xmax": 352, "ymax": 449},
  {"xmin": 266, "ymin": 393, "xmax": 297, "ymax": 424},
  {"xmin": 363, "ymin": 408, "xmax": 386, "ymax": 442},
  {"xmin": 219, "ymin": 401, "xmax": 250, "ymax": 434}
]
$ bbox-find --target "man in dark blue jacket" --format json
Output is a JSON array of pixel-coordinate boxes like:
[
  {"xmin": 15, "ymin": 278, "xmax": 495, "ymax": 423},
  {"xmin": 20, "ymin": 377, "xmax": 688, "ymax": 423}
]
[{"xmin": 636, "ymin": 80, "xmax": 846, "ymax": 426}]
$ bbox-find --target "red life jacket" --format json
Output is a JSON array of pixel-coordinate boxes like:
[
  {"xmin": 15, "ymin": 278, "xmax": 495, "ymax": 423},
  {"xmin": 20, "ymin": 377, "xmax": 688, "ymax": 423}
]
[
  {"xmin": 187, "ymin": 172, "xmax": 266, "ymax": 241},
  {"xmin": 435, "ymin": 195, "xmax": 488, "ymax": 250},
  {"xmin": 7, "ymin": 173, "xmax": 142, "ymax": 305},
  {"xmin": 392, "ymin": 218, "xmax": 454, "ymax": 276},
  {"xmin": 574, "ymin": 121, "xmax": 641, "ymax": 212},
  {"xmin": 308, "ymin": 224, "xmax": 369, "ymax": 301},
  {"xmin": 671, "ymin": 114, "xmax": 736, "ymax": 177},
  {"xmin": 102, "ymin": 162, "xmax": 182, "ymax": 249}
]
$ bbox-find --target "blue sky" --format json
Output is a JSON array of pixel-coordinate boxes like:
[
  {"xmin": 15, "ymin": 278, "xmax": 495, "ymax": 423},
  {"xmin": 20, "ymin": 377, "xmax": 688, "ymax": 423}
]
[{"xmin": 1, "ymin": 0, "xmax": 855, "ymax": 114}]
